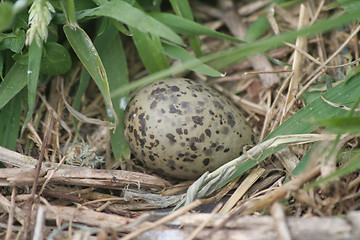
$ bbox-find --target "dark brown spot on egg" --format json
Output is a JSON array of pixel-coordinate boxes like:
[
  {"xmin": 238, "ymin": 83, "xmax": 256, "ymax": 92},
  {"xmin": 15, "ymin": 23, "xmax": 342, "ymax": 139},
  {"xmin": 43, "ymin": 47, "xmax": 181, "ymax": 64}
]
[
  {"xmin": 149, "ymin": 155, "xmax": 155, "ymax": 161},
  {"xmin": 181, "ymin": 101, "xmax": 189, "ymax": 108},
  {"xmin": 205, "ymin": 129, "xmax": 211, "ymax": 137},
  {"xmin": 192, "ymin": 116, "xmax": 204, "ymax": 125},
  {"xmin": 170, "ymin": 86, "xmax": 180, "ymax": 92},
  {"xmin": 203, "ymin": 158, "xmax": 210, "ymax": 166},
  {"xmin": 190, "ymin": 142, "xmax": 197, "ymax": 151},
  {"xmin": 150, "ymin": 101, "xmax": 157, "ymax": 109},
  {"xmin": 203, "ymin": 148, "xmax": 212, "ymax": 156},
  {"xmin": 216, "ymin": 146, "xmax": 224, "ymax": 152},
  {"xmin": 183, "ymin": 158, "xmax": 193, "ymax": 162},
  {"xmin": 221, "ymin": 127, "xmax": 229, "ymax": 135},
  {"xmin": 251, "ymin": 134, "xmax": 256, "ymax": 144},
  {"xmin": 227, "ymin": 112, "xmax": 236, "ymax": 127},
  {"xmin": 213, "ymin": 100, "xmax": 224, "ymax": 109},
  {"xmin": 224, "ymin": 148, "xmax": 230, "ymax": 152},
  {"xmin": 176, "ymin": 128, "xmax": 183, "ymax": 135},
  {"xmin": 169, "ymin": 104, "xmax": 182, "ymax": 114},
  {"xmin": 166, "ymin": 133, "xmax": 176, "ymax": 143},
  {"xmin": 196, "ymin": 108, "xmax": 204, "ymax": 114},
  {"xmin": 151, "ymin": 87, "xmax": 166, "ymax": 96},
  {"xmin": 199, "ymin": 133, "xmax": 205, "ymax": 142}
]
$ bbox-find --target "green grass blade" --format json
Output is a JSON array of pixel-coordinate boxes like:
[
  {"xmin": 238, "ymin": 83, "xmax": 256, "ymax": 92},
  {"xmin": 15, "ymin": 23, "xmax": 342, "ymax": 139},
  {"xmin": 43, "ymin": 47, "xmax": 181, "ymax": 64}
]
[
  {"xmin": 169, "ymin": 0, "xmax": 202, "ymax": 56},
  {"xmin": 312, "ymin": 116, "xmax": 360, "ymax": 134},
  {"xmin": 149, "ymin": 12, "xmax": 243, "ymax": 43},
  {"xmin": 130, "ymin": 26, "xmax": 170, "ymax": 73},
  {"xmin": 94, "ymin": 22, "xmax": 130, "ymax": 161},
  {"xmin": 72, "ymin": 68, "xmax": 90, "ymax": 139},
  {"xmin": 0, "ymin": 62, "xmax": 27, "ymax": 109},
  {"xmin": 79, "ymin": 1, "xmax": 184, "ymax": 45},
  {"xmin": 63, "ymin": 24, "xmax": 117, "ymax": 125},
  {"xmin": 163, "ymin": 42, "xmax": 223, "ymax": 77},
  {"xmin": 22, "ymin": 40, "xmax": 42, "ymax": 133},
  {"xmin": 0, "ymin": 93, "xmax": 21, "ymax": 150},
  {"xmin": 245, "ymin": 15, "xmax": 270, "ymax": 42}
]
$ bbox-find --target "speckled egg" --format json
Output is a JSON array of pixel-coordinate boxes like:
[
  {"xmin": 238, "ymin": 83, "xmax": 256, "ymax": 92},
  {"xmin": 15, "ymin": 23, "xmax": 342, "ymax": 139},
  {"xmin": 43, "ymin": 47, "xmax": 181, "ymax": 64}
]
[{"xmin": 123, "ymin": 78, "xmax": 256, "ymax": 179}]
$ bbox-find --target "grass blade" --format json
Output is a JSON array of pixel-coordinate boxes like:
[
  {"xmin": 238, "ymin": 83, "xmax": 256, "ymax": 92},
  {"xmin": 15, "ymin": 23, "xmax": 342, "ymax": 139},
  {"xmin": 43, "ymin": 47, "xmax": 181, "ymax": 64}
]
[
  {"xmin": 94, "ymin": 21, "xmax": 130, "ymax": 162},
  {"xmin": 0, "ymin": 94, "xmax": 21, "ymax": 150},
  {"xmin": 63, "ymin": 24, "xmax": 117, "ymax": 125},
  {"xmin": 169, "ymin": 0, "xmax": 202, "ymax": 56},
  {"xmin": 79, "ymin": 1, "xmax": 184, "ymax": 45},
  {"xmin": 0, "ymin": 62, "xmax": 27, "ymax": 109},
  {"xmin": 22, "ymin": 40, "xmax": 42, "ymax": 133},
  {"xmin": 163, "ymin": 42, "xmax": 223, "ymax": 77},
  {"xmin": 150, "ymin": 12, "xmax": 243, "ymax": 43},
  {"xmin": 130, "ymin": 26, "xmax": 169, "ymax": 74}
]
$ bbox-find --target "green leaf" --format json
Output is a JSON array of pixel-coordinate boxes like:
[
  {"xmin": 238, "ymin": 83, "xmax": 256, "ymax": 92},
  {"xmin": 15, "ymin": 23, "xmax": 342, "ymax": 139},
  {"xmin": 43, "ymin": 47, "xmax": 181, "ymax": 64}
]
[
  {"xmin": 130, "ymin": 26, "xmax": 170, "ymax": 73},
  {"xmin": 40, "ymin": 42, "xmax": 72, "ymax": 75},
  {"xmin": 0, "ymin": 93, "xmax": 21, "ymax": 150},
  {"xmin": 0, "ymin": 62, "xmax": 27, "ymax": 109},
  {"xmin": 22, "ymin": 40, "xmax": 43, "ymax": 133},
  {"xmin": 0, "ymin": 2, "xmax": 14, "ymax": 32},
  {"xmin": 312, "ymin": 116, "xmax": 360, "ymax": 134},
  {"xmin": 0, "ymin": 30, "xmax": 25, "ymax": 53},
  {"xmin": 63, "ymin": 24, "xmax": 117, "ymax": 125},
  {"xmin": 79, "ymin": 1, "xmax": 184, "ymax": 45},
  {"xmin": 94, "ymin": 21, "xmax": 130, "ymax": 161},
  {"xmin": 163, "ymin": 42, "xmax": 223, "ymax": 77},
  {"xmin": 149, "ymin": 12, "xmax": 244, "ymax": 43}
]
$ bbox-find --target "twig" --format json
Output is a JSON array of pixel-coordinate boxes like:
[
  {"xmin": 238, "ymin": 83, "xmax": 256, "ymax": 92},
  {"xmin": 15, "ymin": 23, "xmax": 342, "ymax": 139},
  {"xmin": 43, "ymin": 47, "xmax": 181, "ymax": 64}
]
[
  {"xmin": 320, "ymin": 92, "xmax": 360, "ymax": 112},
  {"xmin": 185, "ymin": 203, "xmax": 223, "ymax": 240},
  {"xmin": 282, "ymin": 4, "xmax": 309, "ymax": 121},
  {"xmin": 5, "ymin": 187, "xmax": 16, "ymax": 240},
  {"xmin": 24, "ymin": 111, "xmax": 53, "ymax": 239},
  {"xmin": 271, "ymin": 202, "xmax": 292, "ymax": 240},
  {"xmin": 33, "ymin": 206, "xmax": 45, "ymax": 240}
]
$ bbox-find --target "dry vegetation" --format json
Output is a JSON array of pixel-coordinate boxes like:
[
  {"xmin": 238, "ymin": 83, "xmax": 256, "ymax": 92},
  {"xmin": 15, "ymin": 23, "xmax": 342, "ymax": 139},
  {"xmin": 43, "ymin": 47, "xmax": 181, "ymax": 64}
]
[{"xmin": 1, "ymin": 0, "xmax": 360, "ymax": 239}]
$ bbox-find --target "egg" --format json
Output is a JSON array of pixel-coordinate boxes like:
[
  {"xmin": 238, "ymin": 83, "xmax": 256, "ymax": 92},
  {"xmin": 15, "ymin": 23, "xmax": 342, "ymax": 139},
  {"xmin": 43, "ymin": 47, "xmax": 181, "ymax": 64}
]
[{"xmin": 123, "ymin": 78, "xmax": 256, "ymax": 179}]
